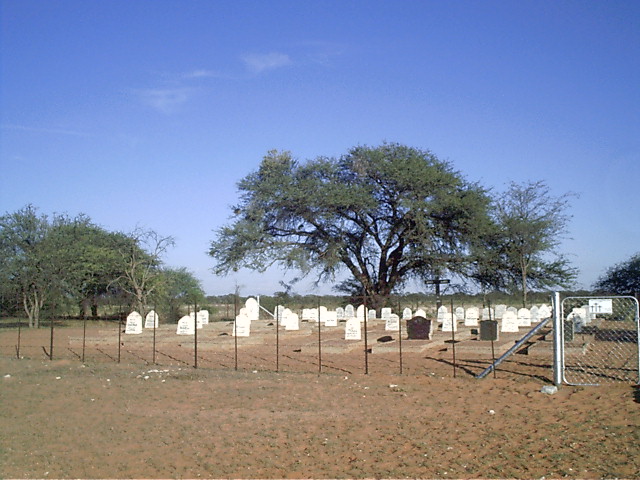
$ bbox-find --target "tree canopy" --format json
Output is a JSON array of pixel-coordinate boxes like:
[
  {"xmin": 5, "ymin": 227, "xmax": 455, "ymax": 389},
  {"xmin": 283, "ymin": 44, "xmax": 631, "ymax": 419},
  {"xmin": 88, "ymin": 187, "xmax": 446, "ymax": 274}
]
[
  {"xmin": 593, "ymin": 253, "xmax": 640, "ymax": 295},
  {"xmin": 0, "ymin": 205, "xmax": 177, "ymax": 325},
  {"xmin": 209, "ymin": 143, "xmax": 494, "ymax": 307},
  {"xmin": 468, "ymin": 181, "xmax": 578, "ymax": 305}
]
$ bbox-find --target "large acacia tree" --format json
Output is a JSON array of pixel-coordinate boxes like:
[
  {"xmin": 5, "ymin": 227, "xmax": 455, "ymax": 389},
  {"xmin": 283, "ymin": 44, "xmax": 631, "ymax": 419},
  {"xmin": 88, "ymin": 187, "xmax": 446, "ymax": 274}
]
[{"xmin": 209, "ymin": 143, "xmax": 492, "ymax": 308}]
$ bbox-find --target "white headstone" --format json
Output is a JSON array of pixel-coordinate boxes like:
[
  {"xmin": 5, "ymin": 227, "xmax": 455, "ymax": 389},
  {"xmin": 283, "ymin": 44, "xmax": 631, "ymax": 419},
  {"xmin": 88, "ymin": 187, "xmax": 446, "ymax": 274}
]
[
  {"xmin": 324, "ymin": 310, "xmax": 338, "ymax": 327},
  {"xmin": 385, "ymin": 313, "xmax": 400, "ymax": 331},
  {"xmin": 284, "ymin": 312, "xmax": 300, "ymax": 331},
  {"xmin": 125, "ymin": 311, "xmax": 143, "ymax": 334},
  {"xmin": 344, "ymin": 305, "xmax": 355, "ymax": 319},
  {"xmin": 381, "ymin": 307, "xmax": 392, "ymax": 321},
  {"xmin": 336, "ymin": 307, "xmax": 345, "ymax": 320},
  {"xmin": 415, "ymin": 308, "xmax": 427, "ymax": 318},
  {"xmin": 482, "ymin": 307, "xmax": 495, "ymax": 321},
  {"xmin": 144, "ymin": 310, "xmax": 158, "ymax": 329},
  {"xmin": 177, "ymin": 315, "xmax": 195, "ymax": 335},
  {"xmin": 441, "ymin": 312, "xmax": 457, "ymax": 332},
  {"xmin": 281, "ymin": 308, "xmax": 293, "ymax": 328},
  {"xmin": 517, "ymin": 308, "xmax": 531, "ymax": 327},
  {"xmin": 437, "ymin": 306, "xmax": 448, "ymax": 323},
  {"xmin": 402, "ymin": 307, "xmax": 412, "ymax": 320},
  {"xmin": 368, "ymin": 309, "xmax": 377, "ymax": 320},
  {"xmin": 494, "ymin": 304, "xmax": 507, "ymax": 319},
  {"xmin": 319, "ymin": 306, "xmax": 328, "ymax": 323},
  {"xmin": 356, "ymin": 305, "xmax": 365, "ymax": 322},
  {"xmin": 464, "ymin": 307, "xmax": 479, "ymax": 327},
  {"xmin": 569, "ymin": 307, "xmax": 589, "ymax": 331},
  {"xmin": 189, "ymin": 311, "xmax": 203, "ymax": 329},
  {"xmin": 197, "ymin": 309, "xmax": 209, "ymax": 326},
  {"xmin": 344, "ymin": 317, "xmax": 361, "ymax": 340},
  {"xmin": 245, "ymin": 298, "xmax": 260, "ymax": 321},
  {"xmin": 302, "ymin": 308, "xmax": 318, "ymax": 322},
  {"xmin": 538, "ymin": 304, "xmax": 552, "ymax": 319},
  {"xmin": 506, "ymin": 306, "xmax": 518, "ymax": 315},
  {"xmin": 501, "ymin": 311, "xmax": 519, "ymax": 333},
  {"xmin": 581, "ymin": 305, "xmax": 594, "ymax": 324},
  {"xmin": 233, "ymin": 313, "xmax": 251, "ymax": 337},
  {"xmin": 455, "ymin": 307, "xmax": 465, "ymax": 322},
  {"xmin": 530, "ymin": 305, "xmax": 540, "ymax": 323}
]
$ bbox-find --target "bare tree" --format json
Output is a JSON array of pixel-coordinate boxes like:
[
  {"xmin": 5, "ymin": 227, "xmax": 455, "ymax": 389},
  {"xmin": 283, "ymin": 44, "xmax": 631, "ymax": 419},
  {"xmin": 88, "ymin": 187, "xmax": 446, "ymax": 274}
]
[{"xmin": 114, "ymin": 228, "xmax": 175, "ymax": 314}]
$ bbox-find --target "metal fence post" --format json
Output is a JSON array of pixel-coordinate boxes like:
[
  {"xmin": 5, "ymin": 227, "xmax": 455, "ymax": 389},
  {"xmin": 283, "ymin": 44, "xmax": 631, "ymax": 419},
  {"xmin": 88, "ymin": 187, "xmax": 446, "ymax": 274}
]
[{"xmin": 553, "ymin": 291, "xmax": 563, "ymax": 386}]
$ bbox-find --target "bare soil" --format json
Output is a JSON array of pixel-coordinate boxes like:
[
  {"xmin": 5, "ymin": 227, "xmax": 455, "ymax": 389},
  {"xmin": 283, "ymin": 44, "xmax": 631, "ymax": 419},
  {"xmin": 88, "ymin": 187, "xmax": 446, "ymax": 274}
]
[{"xmin": 1, "ymin": 320, "xmax": 639, "ymax": 479}]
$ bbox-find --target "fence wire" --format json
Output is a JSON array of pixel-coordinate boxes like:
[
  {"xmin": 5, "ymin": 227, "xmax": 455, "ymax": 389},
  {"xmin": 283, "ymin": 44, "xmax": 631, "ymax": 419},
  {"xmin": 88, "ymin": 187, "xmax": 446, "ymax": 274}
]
[{"xmin": 561, "ymin": 296, "xmax": 640, "ymax": 385}]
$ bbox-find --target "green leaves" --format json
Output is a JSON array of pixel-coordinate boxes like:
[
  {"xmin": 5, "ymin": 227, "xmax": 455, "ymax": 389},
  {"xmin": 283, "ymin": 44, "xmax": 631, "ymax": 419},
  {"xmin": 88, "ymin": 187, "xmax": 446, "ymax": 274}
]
[
  {"xmin": 210, "ymin": 143, "xmax": 493, "ymax": 305},
  {"xmin": 594, "ymin": 253, "xmax": 640, "ymax": 295}
]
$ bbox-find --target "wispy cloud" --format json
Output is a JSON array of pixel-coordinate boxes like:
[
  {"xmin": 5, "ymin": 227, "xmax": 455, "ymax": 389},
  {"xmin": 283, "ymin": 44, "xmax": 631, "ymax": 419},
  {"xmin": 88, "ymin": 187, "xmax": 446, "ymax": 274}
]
[
  {"xmin": 1, "ymin": 123, "xmax": 92, "ymax": 137},
  {"xmin": 241, "ymin": 52, "xmax": 292, "ymax": 73},
  {"xmin": 134, "ymin": 87, "xmax": 193, "ymax": 114},
  {"xmin": 180, "ymin": 69, "xmax": 221, "ymax": 80}
]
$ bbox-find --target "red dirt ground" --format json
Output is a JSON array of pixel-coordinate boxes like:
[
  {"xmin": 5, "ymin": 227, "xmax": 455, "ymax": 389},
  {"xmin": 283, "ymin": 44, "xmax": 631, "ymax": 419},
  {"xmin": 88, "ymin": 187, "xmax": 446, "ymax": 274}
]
[{"xmin": 1, "ymin": 320, "xmax": 638, "ymax": 479}]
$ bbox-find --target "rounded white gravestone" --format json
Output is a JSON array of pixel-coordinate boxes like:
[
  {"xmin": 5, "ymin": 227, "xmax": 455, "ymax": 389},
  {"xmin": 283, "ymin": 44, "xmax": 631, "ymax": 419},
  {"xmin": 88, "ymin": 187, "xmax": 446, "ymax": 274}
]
[
  {"xmin": 126, "ymin": 311, "xmax": 143, "ymax": 334},
  {"xmin": 245, "ymin": 298, "xmax": 259, "ymax": 321},
  {"xmin": 517, "ymin": 308, "xmax": 531, "ymax": 327},
  {"xmin": 197, "ymin": 309, "xmax": 209, "ymax": 325},
  {"xmin": 345, "ymin": 318, "xmax": 361, "ymax": 340},
  {"xmin": 144, "ymin": 310, "xmax": 159, "ymax": 329},
  {"xmin": 177, "ymin": 315, "xmax": 195, "ymax": 335},
  {"xmin": 233, "ymin": 313, "xmax": 251, "ymax": 337},
  {"xmin": 501, "ymin": 311, "xmax": 519, "ymax": 333},
  {"xmin": 385, "ymin": 314, "xmax": 400, "ymax": 331}
]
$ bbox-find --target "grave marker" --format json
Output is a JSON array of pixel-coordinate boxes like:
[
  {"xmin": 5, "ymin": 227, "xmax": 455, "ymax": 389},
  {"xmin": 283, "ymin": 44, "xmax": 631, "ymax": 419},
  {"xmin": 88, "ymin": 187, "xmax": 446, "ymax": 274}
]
[
  {"xmin": 437, "ymin": 305, "xmax": 448, "ymax": 323},
  {"xmin": 245, "ymin": 298, "xmax": 260, "ymax": 321},
  {"xmin": 385, "ymin": 313, "xmax": 400, "ymax": 331},
  {"xmin": 345, "ymin": 318, "xmax": 361, "ymax": 340},
  {"xmin": 324, "ymin": 310, "xmax": 338, "ymax": 327},
  {"xmin": 501, "ymin": 311, "xmax": 519, "ymax": 333},
  {"xmin": 125, "ymin": 312, "xmax": 143, "ymax": 334},
  {"xmin": 233, "ymin": 313, "xmax": 251, "ymax": 337},
  {"xmin": 517, "ymin": 308, "xmax": 531, "ymax": 327},
  {"xmin": 464, "ymin": 307, "xmax": 479, "ymax": 327},
  {"xmin": 177, "ymin": 315, "xmax": 195, "ymax": 335},
  {"xmin": 144, "ymin": 310, "xmax": 158, "ymax": 329},
  {"xmin": 284, "ymin": 312, "xmax": 300, "ymax": 331},
  {"xmin": 441, "ymin": 312, "xmax": 457, "ymax": 332},
  {"xmin": 344, "ymin": 305, "xmax": 355, "ymax": 319},
  {"xmin": 407, "ymin": 316, "xmax": 433, "ymax": 340}
]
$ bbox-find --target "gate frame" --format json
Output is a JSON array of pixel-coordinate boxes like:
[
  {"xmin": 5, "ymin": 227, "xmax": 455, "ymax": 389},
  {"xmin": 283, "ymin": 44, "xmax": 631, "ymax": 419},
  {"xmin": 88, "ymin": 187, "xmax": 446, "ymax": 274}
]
[{"xmin": 552, "ymin": 291, "xmax": 640, "ymax": 386}]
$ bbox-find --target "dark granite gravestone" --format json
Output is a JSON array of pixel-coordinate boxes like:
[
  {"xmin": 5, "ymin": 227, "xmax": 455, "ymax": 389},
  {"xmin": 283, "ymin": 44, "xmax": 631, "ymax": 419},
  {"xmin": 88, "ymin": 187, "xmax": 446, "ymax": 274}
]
[
  {"xmin": 479, "ymin": 320, "xmax": 499, "ymax": 341},
  {"xmin": 407, "ymin": 316, "xmax": 432, "ymax": 340}
]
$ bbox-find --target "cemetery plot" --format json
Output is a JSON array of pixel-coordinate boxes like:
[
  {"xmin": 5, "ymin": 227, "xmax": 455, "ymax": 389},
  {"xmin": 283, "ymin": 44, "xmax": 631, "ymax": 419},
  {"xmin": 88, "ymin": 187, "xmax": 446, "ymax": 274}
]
[{"xmin": 1, "ymin": 299, "xmax": 567, "ymax": 380}]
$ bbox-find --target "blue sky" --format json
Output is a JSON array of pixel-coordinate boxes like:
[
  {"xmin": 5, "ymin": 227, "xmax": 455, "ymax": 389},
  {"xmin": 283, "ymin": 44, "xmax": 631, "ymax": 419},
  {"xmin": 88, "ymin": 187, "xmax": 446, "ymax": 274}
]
[{"xmin": 1, "ymin": 0, "xmax": 639, "ymax": 296}]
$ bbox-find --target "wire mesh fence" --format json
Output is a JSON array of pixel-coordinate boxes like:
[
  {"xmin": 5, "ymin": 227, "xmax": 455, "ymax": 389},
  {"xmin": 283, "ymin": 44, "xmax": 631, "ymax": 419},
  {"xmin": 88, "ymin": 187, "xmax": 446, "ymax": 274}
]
[
  {"xmin": 0, "ymin": 301, "xmax": 560, "ymax": 381},
  {"xmin": 561, "ymin": 296, "xmax": 640, "ymax": 385}
]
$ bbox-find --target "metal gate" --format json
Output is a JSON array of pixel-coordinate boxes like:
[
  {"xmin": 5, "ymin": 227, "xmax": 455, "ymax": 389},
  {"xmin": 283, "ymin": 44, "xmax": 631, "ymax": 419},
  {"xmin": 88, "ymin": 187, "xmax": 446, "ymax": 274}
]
[{"xmin": 558, "ymin": 295, "xmax": 639, "ymax": 385}]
